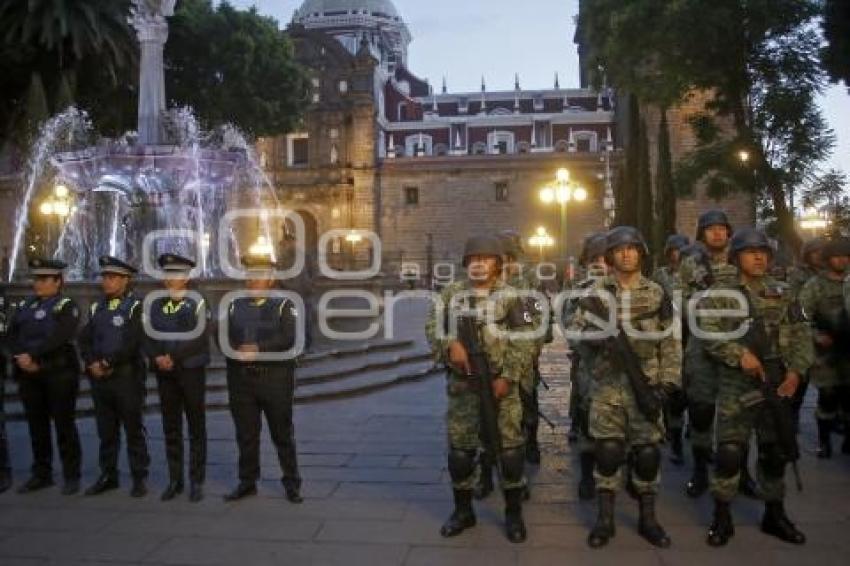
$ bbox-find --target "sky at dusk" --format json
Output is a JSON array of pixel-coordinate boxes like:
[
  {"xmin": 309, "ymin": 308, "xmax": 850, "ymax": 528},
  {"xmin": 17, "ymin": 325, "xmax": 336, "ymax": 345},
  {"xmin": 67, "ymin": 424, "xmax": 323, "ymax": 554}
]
[{"xmin": 233, "ymin": 0, "xmax": 849, "ymax": 180}]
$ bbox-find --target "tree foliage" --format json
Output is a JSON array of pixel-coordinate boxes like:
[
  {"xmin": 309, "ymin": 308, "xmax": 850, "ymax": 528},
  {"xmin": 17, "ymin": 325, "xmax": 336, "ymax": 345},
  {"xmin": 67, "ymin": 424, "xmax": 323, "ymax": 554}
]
[{"xmin": 822, "ymin": 0, "xmax": 850, "ymax": 89}]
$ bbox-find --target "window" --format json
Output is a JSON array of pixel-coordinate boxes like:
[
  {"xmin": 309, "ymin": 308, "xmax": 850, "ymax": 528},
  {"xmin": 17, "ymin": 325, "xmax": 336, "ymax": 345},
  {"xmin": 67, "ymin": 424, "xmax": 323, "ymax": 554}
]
[
  {"xmin": 405, "ymin": 134, "xmax": 433, "ymax": 157},
  {"xmin": 487, "ymin": 131, "xmax": 516, "ymax": 154},
  {"xmin": 405, "ymin": 187, "xmax": 419, "ymax": 206},
  {"xmin": 287, "ymin": 134, "xmax": 309, "ymax": 167},
  {"xmin": 495, "ymin": 182, "xmax": 509, "ymax": 202}
]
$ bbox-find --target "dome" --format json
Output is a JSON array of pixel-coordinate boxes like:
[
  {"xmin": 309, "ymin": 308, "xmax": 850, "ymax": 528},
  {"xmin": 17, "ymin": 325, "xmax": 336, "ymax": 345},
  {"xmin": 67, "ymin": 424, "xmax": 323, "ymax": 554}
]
[{"xmin": 295, "ymin": 0, "xmax": 402, "ymax": 22}]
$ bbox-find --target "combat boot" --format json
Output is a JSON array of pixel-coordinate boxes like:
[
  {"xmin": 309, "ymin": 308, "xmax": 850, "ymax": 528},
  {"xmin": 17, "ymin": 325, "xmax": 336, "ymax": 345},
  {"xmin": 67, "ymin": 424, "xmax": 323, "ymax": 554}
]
[
  {"xmin": 669, "ymin": 428, "xmax": 685, "ymax": 466},
  {"xmin": 817, "ymin": 419, "xmax": 833, "ymax": 458},
  {"xmin": 440, "ymin": 489, "xmax": 476, "ymax": 537},
  {"xmin": 503, "ymin": 487, "xmax": 527, "ymax": 543},
  {"xmin": 587, "ymin": 490, "xmax": 616, "ymax": 548},
  {"xmin": 637, "ymin": 493, "xmax": 671, "ymax": 548},
  {"xmin": 578, "ymin": 452, "xmax": 596, "ymax": 501},
  {"xmin": 686, "ymin": 447, "xmax": 710, "ymax": 498},
  {"xmin": 707, "ymin": 499, "xmax": 734, "ymax": 547},
  {"xmin": 473, "ymin": 458, "xmax": 494, "ymax": 500},
  {"xmin": 842, "ymin": 419, "xmax": 850, "ymax": 455},
  {"xmin": 0, "ymin": 469, "xmax": 11, "ymax": 494},
  {"xmin": 130, "ymin": 477, "xmax": 148, "ymax": 498},
  {"xmin": 85, "ymin": 474, "xmax": 118, "ymax": 496},
  {"xmin": 16, "ymin": 475, "xmax": 54, "ymax": 494},
  {"xmin": 761, "ymin": 501, "xmax": 806, "ymax": 545}
]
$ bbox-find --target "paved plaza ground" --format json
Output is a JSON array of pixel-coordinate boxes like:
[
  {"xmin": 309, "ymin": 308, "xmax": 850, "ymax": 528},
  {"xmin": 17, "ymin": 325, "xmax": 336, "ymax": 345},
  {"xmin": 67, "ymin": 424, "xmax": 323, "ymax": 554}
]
[{"xmin": 1, "ymin": 303, "xmax": 849, "ymax": 565}]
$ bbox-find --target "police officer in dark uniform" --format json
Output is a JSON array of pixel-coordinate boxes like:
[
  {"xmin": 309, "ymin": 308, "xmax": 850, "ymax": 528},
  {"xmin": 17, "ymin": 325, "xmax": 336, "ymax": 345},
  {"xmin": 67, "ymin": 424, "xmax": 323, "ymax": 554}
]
[
  {"xmin": 7, "ymin": 259, "xmax": 82, "ymax": 495},
  {"xmin": 79, "ymin": 256, "xmax": 150, "ymax": 498},
  {"xmin": 223, "ymin": 255, "xmax": 302, "ymax": 504},
  {"xmin": 145, "ymin": 254, "xmax": 209, "ymax": 502},
  {"xmin": 1, "ymin": 285, "xmax": 14, "ymax": 494}
]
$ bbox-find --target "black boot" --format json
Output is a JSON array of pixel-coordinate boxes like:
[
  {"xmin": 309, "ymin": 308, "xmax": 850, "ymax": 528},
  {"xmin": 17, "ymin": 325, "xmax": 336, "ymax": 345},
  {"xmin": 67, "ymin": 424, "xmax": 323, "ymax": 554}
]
[
  {"xmin": 638, "ymin": 493, "xmax": 671, "ymax": 548},
  {"xmin": 85, "ymin": 474, "xmax": 119, "ymax": 496},
  {"xmin": 761, "ymin": 501, "xmax": 806, "ymax": 545},
  {"xmin": 224, "ymin": 482, "xmax": 257, "ymax": 502},
  {"xmin": 578, "ymin": 452, "xmax": 596, "ymax": 501},
  {"xmin": 61, "ymin": 478, "xmax": 80, "ymax": 496},
  {"xmin": 16, "ymin": 476, "xmax": 54, "ymax": 494},
  {"xmin": 283, "ymin": 478, "xmax": 304, "ymax": 504},
  {"xmin": 842, "ymin": 420, "xmax": 850, "ymax": 455},
  {"xmin": 587, "ymin": 490, "xmax": 616, "ymax": 548},
  {"xmin": 160, "ymin": 480, "xmax": 184, "ymax": 501},
  {"xmin": 130, "ymin": 477, "xmax": 148, "ymax": 498},
  {"xmin": 707, "ymin": 499, "xmax": 734, "ymax": 547},
  {"xmin": 669, "ymin": 428, "xmax": 685, "ymax": 466},
  {"xmin": 0, "ymin": 469, "xmax": 11, "ymax": 494},
  {"xmin": 189, "ymin": 482, "xmax": 204, "ymax": 503},
  {"xmin": 686, "ymin": 447, "xmax": 710, "ymax": 498},
  {"xmin": 504, "ymin": 488, "xmax": 528, "ymax": 543},
  {"xmin": 473, "ymin": 458, "xmax": 494, "ymax": 500},
  {"xmin": 440, "ymin": 489, "xmax": 476, "ymax": 537}
]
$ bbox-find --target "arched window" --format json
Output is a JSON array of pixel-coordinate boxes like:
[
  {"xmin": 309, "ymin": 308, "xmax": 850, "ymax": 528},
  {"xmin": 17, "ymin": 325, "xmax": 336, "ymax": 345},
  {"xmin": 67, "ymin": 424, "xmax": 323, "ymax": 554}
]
[
  {"xmin": 405, "ymin": 134, "xmax": 433, "ymax": 156},
  {"xmin": 573, "ymin": 131, "xmax": 599, "ymax": 152},
  {"xmin": 487, "ymin": 131, "xmax": 516, "ymax": 154}
]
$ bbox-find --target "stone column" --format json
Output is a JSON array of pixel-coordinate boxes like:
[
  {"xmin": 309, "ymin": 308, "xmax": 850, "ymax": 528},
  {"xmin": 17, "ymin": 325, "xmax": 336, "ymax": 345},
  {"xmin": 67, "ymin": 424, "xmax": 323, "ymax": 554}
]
[{"xmin": 131, "ymin": 1, "xmax": 176, "ymax": 145}]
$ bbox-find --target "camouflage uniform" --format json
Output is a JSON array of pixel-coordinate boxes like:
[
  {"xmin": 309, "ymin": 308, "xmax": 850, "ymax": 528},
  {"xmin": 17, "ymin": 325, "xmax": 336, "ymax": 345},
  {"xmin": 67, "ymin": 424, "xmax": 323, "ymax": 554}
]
[
  {"xmin": 570, "ymin": 274, "xmax": 682, "ymax": 495},
  {"xmin": 799, "ymin": 271, "xmax": 850, "ymax": 455},
  {"xmin": 426, "ymin": 278, "xmax": 535, "ymax": 491}
]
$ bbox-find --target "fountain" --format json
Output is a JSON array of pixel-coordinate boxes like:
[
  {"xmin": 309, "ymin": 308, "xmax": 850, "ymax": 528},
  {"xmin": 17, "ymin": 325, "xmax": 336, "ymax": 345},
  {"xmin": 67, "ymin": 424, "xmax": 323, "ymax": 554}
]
[{"xmin": 6, "ymin": 0, "xmax": 281, "ymax": 282}]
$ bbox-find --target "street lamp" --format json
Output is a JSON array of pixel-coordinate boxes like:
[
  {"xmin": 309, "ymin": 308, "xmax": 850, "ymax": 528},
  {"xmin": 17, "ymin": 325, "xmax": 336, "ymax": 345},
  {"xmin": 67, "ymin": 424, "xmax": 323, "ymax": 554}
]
[
  {"xmin": 248, "ymin": 235, "xmax": 274, "ymax": 257},
  {"xmin": 799, "ymin": 208, "xmax": 830, "ymax": 236},
  {"xmin": 40, "ymin": 183, "xmax": 74, "ymax": 252},
  {"xmin": 539, "ymin": 167, "xmax": 588, "ymax": 259},
  {"xmin": 528, "ymin": 226, "xmax": 555, "ymax": 261}
]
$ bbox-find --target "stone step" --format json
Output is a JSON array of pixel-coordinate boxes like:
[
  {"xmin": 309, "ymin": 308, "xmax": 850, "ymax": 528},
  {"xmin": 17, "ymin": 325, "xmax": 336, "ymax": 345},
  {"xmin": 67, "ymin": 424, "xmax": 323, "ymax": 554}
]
[
  {"xmin": 3, "ymin": 358, "xmax": 443, "ymax": 421},
  {"xmin": 3, "ymin": 338, "xmax": 420, "ymax": 400}
]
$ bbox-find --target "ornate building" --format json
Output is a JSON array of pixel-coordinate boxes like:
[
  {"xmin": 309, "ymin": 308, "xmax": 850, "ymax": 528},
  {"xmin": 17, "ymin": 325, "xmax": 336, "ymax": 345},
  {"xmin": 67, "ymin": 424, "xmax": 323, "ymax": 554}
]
[{"xmin": 258, "ymin": 0, "xmax": 618, "ymax": 273}]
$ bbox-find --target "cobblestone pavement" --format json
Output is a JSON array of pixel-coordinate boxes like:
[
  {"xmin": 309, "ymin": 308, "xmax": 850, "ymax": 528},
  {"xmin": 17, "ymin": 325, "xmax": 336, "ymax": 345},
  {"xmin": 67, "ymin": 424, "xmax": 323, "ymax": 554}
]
[{"xmin": 1, "ymin": 314, "xmax": 849, "ymax": 565}]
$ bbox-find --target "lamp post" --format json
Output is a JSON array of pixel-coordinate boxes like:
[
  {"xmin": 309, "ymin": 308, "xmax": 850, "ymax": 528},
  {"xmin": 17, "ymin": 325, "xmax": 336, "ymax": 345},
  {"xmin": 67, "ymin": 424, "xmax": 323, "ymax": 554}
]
[
  {"xmin": 39, "ymin": 184, "xmax": 74, "ymax": 254},
  {"xmin": 799, "ymin": 208, "xmax": 830, "ymax": 237},
  {"xmin": 528, "ymin": 226, "xmax": 555, "ymax": 262},
  {"xmin": 540, "ymin": 168, "xmax": 587, "ymax": 260}
]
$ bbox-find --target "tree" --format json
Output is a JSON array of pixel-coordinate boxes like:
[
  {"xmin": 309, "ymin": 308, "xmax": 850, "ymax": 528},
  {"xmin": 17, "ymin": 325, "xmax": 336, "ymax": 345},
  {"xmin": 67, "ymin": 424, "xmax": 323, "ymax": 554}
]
[
  {"xmin": 822, "ymin": 0, "xmax": 850, "ymax": 89},
  {"xmin": 801, "ymin": 169, "xmax": 850, "ymax": 233},
  {"xmin": 165, "ymin": 0, "xmax": 308, "ymax": 137}
]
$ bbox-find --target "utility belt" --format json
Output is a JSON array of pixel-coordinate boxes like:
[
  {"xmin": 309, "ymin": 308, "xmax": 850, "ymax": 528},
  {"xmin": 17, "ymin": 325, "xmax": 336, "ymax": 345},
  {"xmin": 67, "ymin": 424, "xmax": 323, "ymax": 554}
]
[{"xmin": 229, "ymin": 360, "xmax": 294, "ymax": 378}]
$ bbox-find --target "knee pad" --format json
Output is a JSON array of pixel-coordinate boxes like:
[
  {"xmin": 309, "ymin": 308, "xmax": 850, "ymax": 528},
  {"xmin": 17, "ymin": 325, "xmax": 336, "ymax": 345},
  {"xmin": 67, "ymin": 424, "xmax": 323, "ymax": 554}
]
[
  {"xmin": 595, "ymin": 439, "xmax": 626, "ymax": 477},
  {"xmin": 689, "ymin": 402, "xmax": 715, "ymax": 433},
  {"xmin": 448, "ymin": 449, "xmax": 477, "ymax": 483},
  {"xmin": 500, "ymin": 447, "xmax": 525, "ymax": 484},
  {"xmin": 818, "ymin": 388, "xmax": 840, "ymax": 414},
  {"xmin": 757, "ymin": 444, "xmax": 785, "ymax": 479},
  {"xmin": 715, "ymin": 442, "xmax": 743, "ymax": 479},
  {"xmin": 632, "ymin": 445, "xmax": 661, "ymax": 482}
]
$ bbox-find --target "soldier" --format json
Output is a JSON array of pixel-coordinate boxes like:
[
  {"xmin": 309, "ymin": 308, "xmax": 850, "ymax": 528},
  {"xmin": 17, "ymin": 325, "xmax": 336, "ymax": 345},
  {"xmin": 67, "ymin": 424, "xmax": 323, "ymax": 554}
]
[
  {"xmin": 80, "ymin": 256, "xmax": 150, "ymax": 497},
  {"xmin": 145, "ymin": 254, "xmax": 210, "ymax": 501},
  {"xmin": 678, "ymin": 210, "xmax": 757, "ymax": 498},
  {"xmin": 799, "ymin": 238, "xmax": 850, "ymax": 458},
  {"xmin": 569, "ymin": 227, "xmax": 681, "ymax": 549},
  {"xmin": 7, "ymin": 259, "xmax": 82, "ymax": 495},
  {"xmin": 223, "ymin": 255, "xmax": 302, "ymax": 504},
  {"xmin": 653, "ymin": 235, "xmax": 690, "ymax": 466},
  {"xmin": 788, "ymin": 237, "xmax": 827, "ymax": 426},
  {"xmin": 425, "ymin": 236, "xmax": 534, "ymax": 543},
  {"xmin": 498, "ymin": 230, "xmax": 548, "ymax": 466},
  {"xmin": 565, "ymin": 232, "xmax": 608, "ymax": 500},
  {"xmin": 701, "ymin": 228, "xmax": 811, "ymax": 546}
]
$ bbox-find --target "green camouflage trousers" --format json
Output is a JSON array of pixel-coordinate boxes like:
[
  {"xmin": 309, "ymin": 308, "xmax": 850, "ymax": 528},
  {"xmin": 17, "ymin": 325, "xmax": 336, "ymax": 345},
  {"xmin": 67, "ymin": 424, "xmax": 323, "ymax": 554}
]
[
  {"xmin": 710, "ymin": 367, "xmax": 787, "ymax": 503},
  {"xmin": 446, "ymin": 374, "xmax": 525, "ymax": 490},
  {"xmin": 685, "ymin": 339, "xmax": 720, "ymax": 449},
  {"xmin": 590, "ymin": 377, "xmax": 665, "ymax": 494}
]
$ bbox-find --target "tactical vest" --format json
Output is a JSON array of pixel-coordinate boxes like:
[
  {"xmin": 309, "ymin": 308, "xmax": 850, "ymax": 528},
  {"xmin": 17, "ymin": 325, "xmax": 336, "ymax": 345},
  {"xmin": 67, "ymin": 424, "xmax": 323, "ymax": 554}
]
[
  {"xmin": 149, "ymin": 296, "xmax": 210, "ymax": 369},
  {"xmin": 89, "ymin": 294, "xmax": 141, "ymax": 363}
]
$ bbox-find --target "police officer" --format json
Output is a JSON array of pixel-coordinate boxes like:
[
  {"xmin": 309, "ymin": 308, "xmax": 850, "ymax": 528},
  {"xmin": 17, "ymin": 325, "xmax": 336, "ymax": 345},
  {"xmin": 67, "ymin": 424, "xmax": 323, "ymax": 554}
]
[
  {"xmin": 799, "ymin": 238, "xmax": 850, "ymax": 458},
  {"xmin": 80, "ymin": 256, "xmax": 150, "ymax": 498},
  {"xmin": 223, "ymin": 255, "xmax": 302, "ymax": 504},
  {"xmin": 145, "ymin": 254, "xmax": 210, "ymax": 501},
  {"xmin": 565, "ymin": 232, "xmax": 608, "ymax": 500},
  {"xmin": 0, "ymin": 287, "xmax": 12, "ymax": 494},
  {"xmin": 7, "ymin": 259, "xmax": 82, "ymax": 495},
  {"xmin": 701, "ymin": 228, "xmax": 811, "ymax": 547},
  {"xmin": 678, "ymin": 210, "xmax": 745, "ymax": 498},
  {"xmin": 425, "ymin": 236, "xmax": 534, "ymax": 543}
]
